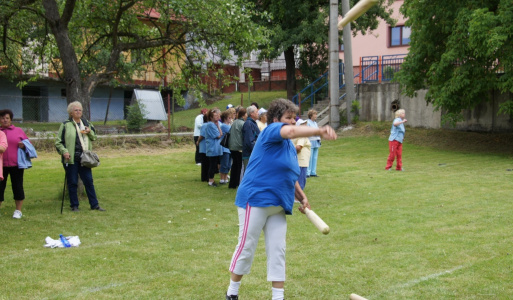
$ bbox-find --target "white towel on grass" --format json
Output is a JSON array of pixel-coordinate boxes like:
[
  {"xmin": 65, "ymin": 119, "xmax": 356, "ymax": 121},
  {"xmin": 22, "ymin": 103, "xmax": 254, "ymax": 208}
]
[{"xmin": 44, "ymin": 236, "xmax": 81, "ymax": 248}]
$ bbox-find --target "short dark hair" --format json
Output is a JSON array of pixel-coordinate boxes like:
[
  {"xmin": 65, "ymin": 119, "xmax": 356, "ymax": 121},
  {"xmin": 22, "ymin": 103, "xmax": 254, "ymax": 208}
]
[
  {"xmin": 0, "ymin": 109, "xmax": 14, "ymax": 120},
  {"xmin": 267, "ymin": 98, "xmax": 298, "ymax": 124},
  {"xmin": 237, "ymin": 107, "xmax": 247, "ymax": 119},
  {"xmin": 221, "ymin": 110, "xmax": 231, "ymax": 123},
  {"xmin": 250, "ymin": 102, "xmax": 259, "ymax": 109}
]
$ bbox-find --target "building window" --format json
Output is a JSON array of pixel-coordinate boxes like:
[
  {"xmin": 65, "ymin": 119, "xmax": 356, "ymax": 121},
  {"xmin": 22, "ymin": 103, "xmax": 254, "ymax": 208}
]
[
  {"xmin": 390, "ymin": 26, "xmax": 411, "ymax": 47},
  {"xmin": 340, "ymin": 44, "xmax": 344, "ymax": 51}
]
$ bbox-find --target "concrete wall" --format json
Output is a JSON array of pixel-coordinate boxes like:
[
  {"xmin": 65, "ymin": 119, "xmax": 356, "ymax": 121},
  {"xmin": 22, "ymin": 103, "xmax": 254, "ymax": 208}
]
[
  {"xmin": 357, "ymin": 82, "xmax": 513, "ymax": 132},
  {"xmin": 454, "ymin": 90, "xmax": 513, "ymax": 132},
  {"xmin": 358, "ymin": 83, "xmax": 441, "ymax": 129}
]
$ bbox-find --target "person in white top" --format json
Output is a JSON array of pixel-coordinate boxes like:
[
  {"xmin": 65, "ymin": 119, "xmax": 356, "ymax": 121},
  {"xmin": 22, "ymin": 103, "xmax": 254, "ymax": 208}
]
[
  {"xmin": 194, "ymin": 108, "xmax": 208, "ymax": 165},
  {"xmin": 293, "ymin": 119, "xmax": 311, "ymax": 190}
]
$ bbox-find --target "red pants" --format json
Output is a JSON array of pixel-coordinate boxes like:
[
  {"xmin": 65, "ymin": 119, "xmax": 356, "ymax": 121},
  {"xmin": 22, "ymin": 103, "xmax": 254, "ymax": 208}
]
[{"xmin": 386, "ymin": 140, "xmax": 403, "ymax": 170}]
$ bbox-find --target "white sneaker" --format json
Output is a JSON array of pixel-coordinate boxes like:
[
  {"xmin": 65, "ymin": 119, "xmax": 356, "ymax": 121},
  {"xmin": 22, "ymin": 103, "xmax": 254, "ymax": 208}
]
[{"xmin": 13, "ymin": 210, "xmax": 22, "ymax": 219}]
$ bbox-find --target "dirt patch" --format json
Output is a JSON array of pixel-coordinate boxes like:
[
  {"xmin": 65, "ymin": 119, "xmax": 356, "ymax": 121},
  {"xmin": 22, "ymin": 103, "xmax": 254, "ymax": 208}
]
[{"xmin": 338, "ymin": 123, "xmax": 513, "ymax": 156}]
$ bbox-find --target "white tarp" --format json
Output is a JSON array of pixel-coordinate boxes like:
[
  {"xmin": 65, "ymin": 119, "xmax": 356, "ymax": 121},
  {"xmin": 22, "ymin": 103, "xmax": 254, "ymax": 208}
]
[{"xmin": 132, "ymin": 89, "xmax": 167, "ymax": 121}]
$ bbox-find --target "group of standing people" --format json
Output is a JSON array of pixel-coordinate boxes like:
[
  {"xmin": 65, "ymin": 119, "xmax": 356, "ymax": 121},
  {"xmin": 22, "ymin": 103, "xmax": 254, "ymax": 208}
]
[
  {"xmin": 194, "ymin": 102, "xmax": 268, "ymax": 189},
  {"xmin": 0, "ymin": 101, "xmax": 106, "ymax": 218},
  {"xmin": 193, "ymin": 102, "xmax": 325, "ymax": 194}
]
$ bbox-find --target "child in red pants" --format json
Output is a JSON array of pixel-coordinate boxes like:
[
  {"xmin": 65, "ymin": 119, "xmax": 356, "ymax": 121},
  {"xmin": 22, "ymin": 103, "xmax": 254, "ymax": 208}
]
[{"xmin": 386, "ymin": 109, "xmax": 407, "ymax": 171}]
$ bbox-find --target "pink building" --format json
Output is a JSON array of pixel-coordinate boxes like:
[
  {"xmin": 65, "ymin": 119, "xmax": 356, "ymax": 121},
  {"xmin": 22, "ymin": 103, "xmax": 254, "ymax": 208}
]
[{"xmin": 339, "ymin": 0, "xmax": 410, "ymax": 83}]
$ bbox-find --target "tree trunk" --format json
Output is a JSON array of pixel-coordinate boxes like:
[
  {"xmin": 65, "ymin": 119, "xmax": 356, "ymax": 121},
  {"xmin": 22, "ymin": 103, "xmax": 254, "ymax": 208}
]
[
  {"xmin": 42, "ymin": 0, "xmax": 93, "ymax": 118},
  {"xmin": 284, "ymin": 46, "xmax": 297, "ymax": 101}
]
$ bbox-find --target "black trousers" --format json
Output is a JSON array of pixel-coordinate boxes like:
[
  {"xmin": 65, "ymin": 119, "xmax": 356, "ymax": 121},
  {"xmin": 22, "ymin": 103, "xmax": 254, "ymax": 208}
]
[
  {"xmin": 0, "ymin": 167, "xmax": 25, "ymax": 201},
  {"xmin": 207, "ymin": 156, "xmax": 220, "ymax": 180},
  {"xmin": 228, "ymin": 151, "xmax": 242, "ymax": 189},
  {"xmin": 200, "ymin": 153, "xmax": 209, "ymax": 182},
  {"xmin": 194, "ymin": 136, "xmax": 201, "ymax": 163}
]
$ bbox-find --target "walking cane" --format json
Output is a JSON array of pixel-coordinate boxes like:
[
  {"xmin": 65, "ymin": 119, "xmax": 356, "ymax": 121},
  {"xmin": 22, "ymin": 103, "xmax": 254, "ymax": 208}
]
[{"xmin": 61, "ymin": 163, "xmax": 67, "ymax": 214}]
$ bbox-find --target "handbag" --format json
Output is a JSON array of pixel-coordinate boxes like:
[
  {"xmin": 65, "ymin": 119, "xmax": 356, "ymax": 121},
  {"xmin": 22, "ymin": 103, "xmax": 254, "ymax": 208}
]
[
  {"xmin": 73, "ymin": 120, "xmax": 100, "ymax": 168},
  {"xmin": 81, "ymin": 150, "xmax": 100, "ymax": 168},
  {"xmin": 220, "ymin": 131, "xmax": 230, "ymax": 148}
]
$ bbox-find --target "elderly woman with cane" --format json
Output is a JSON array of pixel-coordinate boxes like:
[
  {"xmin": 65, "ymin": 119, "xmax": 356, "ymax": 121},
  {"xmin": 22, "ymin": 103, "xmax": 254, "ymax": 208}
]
[
  {"xmin": 225, "ymin": 98, "xmax": 337, "ymax": 300},
  {"xmin": 55, "ymin": 101, "xmax": 105, "ymax": 212}
]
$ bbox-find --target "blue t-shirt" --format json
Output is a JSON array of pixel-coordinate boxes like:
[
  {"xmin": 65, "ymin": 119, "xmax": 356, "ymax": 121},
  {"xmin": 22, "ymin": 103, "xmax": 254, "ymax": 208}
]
[
  {"xmin": 235, "ymin": 122, "xmax": 300, "ymax": 215},
  {"xmin": 199, "ymin": 124, "xmax": 207, "ymax": 154},
  {"xmin": 220, "ymin": 123, "xmax": 231, "ymax": 154},
  {"xmin": 388, "ymin": 117, "xmax": 405, "ymax": 143},
  {"xmin": 205, "ymin": 122, "xmax": 222, "ymax": 157}
]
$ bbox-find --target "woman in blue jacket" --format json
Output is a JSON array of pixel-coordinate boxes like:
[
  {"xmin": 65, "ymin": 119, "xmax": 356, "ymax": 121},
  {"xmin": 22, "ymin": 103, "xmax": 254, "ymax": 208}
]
[{"xmin": 205, "ymin": 108, "xmax": 223, "ymax": 187}]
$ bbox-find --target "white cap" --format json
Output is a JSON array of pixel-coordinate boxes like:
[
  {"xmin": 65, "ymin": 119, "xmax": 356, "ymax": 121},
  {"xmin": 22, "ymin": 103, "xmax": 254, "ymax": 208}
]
[
  {"xmin": 258, "ymin": 108, "xmax": 267, "ymax": 116},
  {"xmin": 226, "ymin": 104, "xmax": 233, "ymax": 109},
  {"xmin": 296, "ymin": 119, "xmax": 307, "ymax": 126}
]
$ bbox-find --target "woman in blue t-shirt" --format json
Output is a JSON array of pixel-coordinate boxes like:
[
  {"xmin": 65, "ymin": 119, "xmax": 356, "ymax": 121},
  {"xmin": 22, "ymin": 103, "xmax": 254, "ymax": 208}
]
[{"xmin": 225, "ymin": 98, "xmax": 337, "ymax": 300}]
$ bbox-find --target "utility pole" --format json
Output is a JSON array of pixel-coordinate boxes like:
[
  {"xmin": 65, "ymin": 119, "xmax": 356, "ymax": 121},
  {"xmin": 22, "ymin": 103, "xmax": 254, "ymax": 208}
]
[
  {"xmin": 329, "ymin": 0, "xmax": 340, "ymax": 129},
  {"xmin": 341, "ymin": 0, "xmax": 355, "ymax": 125}
]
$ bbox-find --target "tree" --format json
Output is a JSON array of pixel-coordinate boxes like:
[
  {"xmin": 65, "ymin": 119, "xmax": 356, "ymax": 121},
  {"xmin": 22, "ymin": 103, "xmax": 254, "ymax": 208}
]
[
  {"xmin": 395, "ymin": 0, "xmax": 513, "ymax": 123},
  {"xmin": 0, "ymin": 0, "xmax": 266, "ymax": 117},
  {"xmin": 250, "ymin": 0, "xmax": 395, "ymax": 100}
]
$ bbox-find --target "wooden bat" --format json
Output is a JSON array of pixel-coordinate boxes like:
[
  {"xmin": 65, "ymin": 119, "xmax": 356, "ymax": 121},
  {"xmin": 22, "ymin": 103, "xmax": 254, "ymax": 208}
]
[
  {"xmin": 304, "ymin": 207, "xmax": 330, "ymax": 235},
  {"xmin": 350, "ymin": 294, "xmax": 369, "ymax": 300},
  {"xmin": 338, "ymin": 0, "xmax": 379, "ymax": 30}
]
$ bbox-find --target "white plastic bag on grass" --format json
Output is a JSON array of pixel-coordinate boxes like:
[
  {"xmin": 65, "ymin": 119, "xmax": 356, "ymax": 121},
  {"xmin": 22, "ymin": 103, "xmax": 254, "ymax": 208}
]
[{"xmin": 44, "ymin": 236, "xmax": 81, "ymax": 248}]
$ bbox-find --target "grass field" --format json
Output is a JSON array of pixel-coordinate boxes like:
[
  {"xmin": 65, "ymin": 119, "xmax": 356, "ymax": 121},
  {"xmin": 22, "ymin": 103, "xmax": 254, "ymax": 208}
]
[{"xmin": 0, "ymin": 120, "xmax": 512, "ymax": 299}]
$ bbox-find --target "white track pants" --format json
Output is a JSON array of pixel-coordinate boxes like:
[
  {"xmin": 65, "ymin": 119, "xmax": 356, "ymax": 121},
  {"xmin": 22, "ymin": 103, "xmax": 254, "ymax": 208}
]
[{"xmin": 229, "ymin": 204, "xmax": 287, "ymax": 282}]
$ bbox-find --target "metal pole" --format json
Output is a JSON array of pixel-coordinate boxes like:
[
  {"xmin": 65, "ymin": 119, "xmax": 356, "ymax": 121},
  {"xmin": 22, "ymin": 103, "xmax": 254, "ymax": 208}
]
[
  {"xmin": 167, "ymin": 93, "xmax": 171, "ymax": 138},
  {"xmin": 342, "ymin": 0, "xmax": 356, "ymax": 125},
  {"xmin": 329, "ymin": 0, "xmax": 340, "ymax": 129}
]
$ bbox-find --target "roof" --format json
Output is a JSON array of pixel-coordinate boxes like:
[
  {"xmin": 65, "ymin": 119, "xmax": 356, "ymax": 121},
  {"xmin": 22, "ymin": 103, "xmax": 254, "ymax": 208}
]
[{"xmin": 132, "ymin": 89, "xmax": 167, "ymax": 121}]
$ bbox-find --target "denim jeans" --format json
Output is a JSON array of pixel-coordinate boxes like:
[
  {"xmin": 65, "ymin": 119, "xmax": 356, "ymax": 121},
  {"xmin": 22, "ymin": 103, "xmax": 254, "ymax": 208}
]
[
  {"xmin": 220, "ymin": 152, "xmax": 232, "ymax": 174},
  {"xmin": 64, "ymin": 162, "xmax": 99, "ymax": 209}
]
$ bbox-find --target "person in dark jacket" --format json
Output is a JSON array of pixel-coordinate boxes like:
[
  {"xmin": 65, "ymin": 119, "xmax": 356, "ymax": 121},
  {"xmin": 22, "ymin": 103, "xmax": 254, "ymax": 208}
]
[
  {"xmin": 55, "ymin": 101, "xmax": 105, "ymax": 212},
  {"xmin": 228, "ymin": 107, "xmax": 246, "ymax": 189},
  {"xmin": 241, "ymin": 105, "xmax": 260, "ymax": 175}
]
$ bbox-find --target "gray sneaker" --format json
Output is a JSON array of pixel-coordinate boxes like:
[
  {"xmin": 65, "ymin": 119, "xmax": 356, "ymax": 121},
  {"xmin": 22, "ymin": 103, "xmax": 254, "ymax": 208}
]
[{"xmin": 226, "ymin": 295, "xmax": 238, "ymax": 300}]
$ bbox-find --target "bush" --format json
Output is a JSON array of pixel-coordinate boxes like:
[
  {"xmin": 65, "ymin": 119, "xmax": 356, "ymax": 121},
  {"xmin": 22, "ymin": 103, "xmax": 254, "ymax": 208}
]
[
  {"xmin": 351, "ymin": 100, "xmax": 361, "ymax": 123},
  {"xmin": 126, "ymin": 102, "xmax": 147, "ymax": 132}
]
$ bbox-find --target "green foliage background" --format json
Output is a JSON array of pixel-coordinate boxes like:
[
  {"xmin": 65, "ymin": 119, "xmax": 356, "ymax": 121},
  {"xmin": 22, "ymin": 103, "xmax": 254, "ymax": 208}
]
[{"xmin": 396, "ymin": 0, "xmax": 513, "ymax": 123}]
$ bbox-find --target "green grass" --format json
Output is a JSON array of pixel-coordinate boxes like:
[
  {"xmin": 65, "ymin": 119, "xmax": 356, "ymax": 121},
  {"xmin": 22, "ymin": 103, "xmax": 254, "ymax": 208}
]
[{"xmin": 1, "ymin": 128, "xmax": 512, "ymax": 299}]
